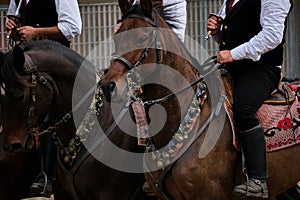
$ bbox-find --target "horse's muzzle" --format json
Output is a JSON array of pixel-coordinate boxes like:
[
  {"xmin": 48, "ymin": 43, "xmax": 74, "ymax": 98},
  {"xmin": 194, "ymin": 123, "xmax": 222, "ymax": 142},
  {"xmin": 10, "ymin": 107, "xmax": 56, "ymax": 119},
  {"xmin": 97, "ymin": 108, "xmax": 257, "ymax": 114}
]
[
  {"xmin": 101, "ymin": 80, "xmax": 117, "ymax": 102},
  {"xmin": 3, "ymin": 135, "xmax": 35, "ymax": 153},
  {"xmin": 4, "ymin": 141, "xmax": 23, "ymax": 153}
]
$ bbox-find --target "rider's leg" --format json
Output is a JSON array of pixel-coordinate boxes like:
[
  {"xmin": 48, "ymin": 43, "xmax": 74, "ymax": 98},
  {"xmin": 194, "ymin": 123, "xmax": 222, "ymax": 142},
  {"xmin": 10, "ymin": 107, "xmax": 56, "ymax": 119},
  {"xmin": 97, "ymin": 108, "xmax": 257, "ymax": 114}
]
[
  {"xmin": 233, "ymin": 125, "xmax": 268, "ymax": 198},
  {"xmin": 30, "ymin": 125, "xmax": 57, "ymax": 197},
  {"xmin": 230, "ymin": 64, "xmax": 281, "ymax": 198}
]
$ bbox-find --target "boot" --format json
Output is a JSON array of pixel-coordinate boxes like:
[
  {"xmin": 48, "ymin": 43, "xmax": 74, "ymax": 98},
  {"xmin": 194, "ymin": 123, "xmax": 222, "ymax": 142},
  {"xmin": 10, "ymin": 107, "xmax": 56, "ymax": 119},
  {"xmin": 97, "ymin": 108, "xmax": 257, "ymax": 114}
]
[
  {"xmin": 30, "ymin": 174, "xmax": 53, "ymax": 198},
  {"xmin": 30, "ymin": 130, "xmax": 57, "ymax": 198},
  {"xmin": 233, "ymin": 126, "xmax": 268, "ymax": 198}
]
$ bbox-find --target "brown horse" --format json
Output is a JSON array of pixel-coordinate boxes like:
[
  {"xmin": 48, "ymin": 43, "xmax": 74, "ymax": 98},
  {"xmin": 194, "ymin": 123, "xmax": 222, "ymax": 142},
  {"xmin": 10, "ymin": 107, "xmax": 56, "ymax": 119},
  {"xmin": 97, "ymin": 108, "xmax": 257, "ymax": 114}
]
[
  {"xmin": 0, "ymin": 40, "xmax": 90, "ymax": 199},
  {"xmin": 0, "ymin": 134, "xmax": 75, "ymax": 200},
  {"xmin": 100, "ymin": 0, "xmax": 300, "ymax": 199},
  {"xmin": 0, "ymin": 1, "xmax": 299, "ymax": 200},
  {"xmin": 0, "ymin": 39, "xmax": 155, "ymax": 199},
  {"xmin": 0, "ymin": 135, "xmax": 40, "ymax": 200}
]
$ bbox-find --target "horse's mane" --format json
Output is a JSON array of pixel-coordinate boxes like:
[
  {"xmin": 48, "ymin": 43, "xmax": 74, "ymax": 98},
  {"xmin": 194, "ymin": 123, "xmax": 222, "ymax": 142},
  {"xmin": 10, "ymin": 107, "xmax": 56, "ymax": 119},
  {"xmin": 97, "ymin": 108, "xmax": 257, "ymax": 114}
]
[
  {"xmin": 0, "ymin": 49, "xmax": 27, "ymax": 87},
  {"xmin": 0, "ymin": 40, "xmax": 84, "ymax": 87},
  {"xmin": 121, "ymin": 4, "xmax": 145, "ymax": 20},
  {"xmin": 23, "ymin": 40, "xmax": 85, "ymax": 69}
]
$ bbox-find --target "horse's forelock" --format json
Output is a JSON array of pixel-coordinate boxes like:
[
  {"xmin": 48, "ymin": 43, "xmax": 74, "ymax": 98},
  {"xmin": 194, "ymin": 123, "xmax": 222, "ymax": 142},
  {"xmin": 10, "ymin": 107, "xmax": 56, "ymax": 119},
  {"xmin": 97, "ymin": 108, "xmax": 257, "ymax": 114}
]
[
  {"xmin": 121, "ymin": 4, "xmax": 144, "ymax": 20},
  {"xmin": 0, "ymin": 51, "xmax": 28, "ymax": 87}
]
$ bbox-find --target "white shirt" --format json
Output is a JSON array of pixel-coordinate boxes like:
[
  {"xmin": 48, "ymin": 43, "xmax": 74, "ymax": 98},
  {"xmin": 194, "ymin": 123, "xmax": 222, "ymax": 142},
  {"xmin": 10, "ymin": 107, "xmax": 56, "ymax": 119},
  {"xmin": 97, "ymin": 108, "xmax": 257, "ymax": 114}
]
[
  {"xmin": 218, "ymin": 0, "xmax": 291, "ymax": 62},
  {"xmin": 7, "ymin": 0, "xmax": 82, "ymax": 40},
  {"xmin": 163, "ymin": 0, "xmax": 187, "ymax": 42},
  {"xmin": 132, "ymin": 0, "xmax": 187, "ymax": 42}
]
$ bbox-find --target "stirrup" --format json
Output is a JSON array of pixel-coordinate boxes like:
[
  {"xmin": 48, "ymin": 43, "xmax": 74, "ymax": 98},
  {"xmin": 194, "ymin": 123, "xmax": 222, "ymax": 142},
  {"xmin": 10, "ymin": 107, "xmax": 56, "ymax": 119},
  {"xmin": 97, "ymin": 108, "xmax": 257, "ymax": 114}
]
[
  {"xmin": 30, "ymin": 171, "xmax": 52, "ymax": 198},
  {"xmin": 233, "ymin": 178, "xmax": 268, "ymax": 198}
]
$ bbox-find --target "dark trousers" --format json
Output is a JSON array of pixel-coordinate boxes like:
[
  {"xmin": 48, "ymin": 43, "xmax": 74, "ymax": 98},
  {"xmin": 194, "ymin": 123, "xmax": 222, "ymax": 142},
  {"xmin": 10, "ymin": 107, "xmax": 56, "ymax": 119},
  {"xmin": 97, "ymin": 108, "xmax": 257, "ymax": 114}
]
[
  {"xmin": 229, "ymin": 62, "xmax": 281, "ymax": 132},
  {"xmin": 40, "ymin": 131, "xmax": 57, "ymax": 180}
]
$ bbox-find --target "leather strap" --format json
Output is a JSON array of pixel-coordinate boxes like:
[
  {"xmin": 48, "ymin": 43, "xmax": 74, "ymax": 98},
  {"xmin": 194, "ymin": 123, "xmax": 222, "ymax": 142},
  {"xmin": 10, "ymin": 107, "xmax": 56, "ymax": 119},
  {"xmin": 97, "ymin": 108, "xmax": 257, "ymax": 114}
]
[{"xmin": 152, "ymin": 0, "xmax": 164, "ymax": 19}]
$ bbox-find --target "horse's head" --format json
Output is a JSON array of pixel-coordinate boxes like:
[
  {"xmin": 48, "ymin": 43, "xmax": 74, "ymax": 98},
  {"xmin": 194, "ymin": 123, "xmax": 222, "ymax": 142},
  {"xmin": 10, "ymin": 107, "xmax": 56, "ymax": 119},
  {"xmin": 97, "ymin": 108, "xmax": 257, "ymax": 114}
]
[
  {"xmin": 0, "ymin": 45, "xmax": 55, "ymax": 152},
  {"xmin": 101, "ymin": 0, "xmax": 178, "ymax": 102},
  {"xmin": 0, "ymin": 41, "xmax": 83, "ymax": 153},
  {"xmin": 98, "ymin": 0, "xmax": 204, "ymax": 155}
]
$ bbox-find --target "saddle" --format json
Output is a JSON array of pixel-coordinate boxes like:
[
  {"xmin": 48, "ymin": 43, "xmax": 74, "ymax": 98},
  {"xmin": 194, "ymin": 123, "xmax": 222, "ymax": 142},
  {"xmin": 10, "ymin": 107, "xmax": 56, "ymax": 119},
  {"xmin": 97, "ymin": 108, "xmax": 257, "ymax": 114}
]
[
  {"xmin": 264, "ymin": 83, "xmax": 295, "ymax": 105},
  {"xmin": 221, "ymin": 69, "xmax": 300, "ymax": 153}
]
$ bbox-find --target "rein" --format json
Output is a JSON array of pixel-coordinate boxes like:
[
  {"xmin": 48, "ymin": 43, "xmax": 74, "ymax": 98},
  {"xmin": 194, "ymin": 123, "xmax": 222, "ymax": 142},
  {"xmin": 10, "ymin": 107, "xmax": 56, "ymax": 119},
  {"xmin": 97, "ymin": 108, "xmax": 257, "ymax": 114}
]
[
  {"xmin": 21, "ymin": 52, "xmax": 97, "ymax": 200},
  {"xmin": 105, "ymin": 9, "xmax": 223, "ymax": 199},
  {"xmin": 22, "ymin": 53, "xmax": 97, "ymax": 138},
  {"xmin": 143, "ymin": 59, "xmax": 220, "ymax": 107},
  {"xmin": 101, "ymin": 7, "xmax": 224, "ymax": 199}
]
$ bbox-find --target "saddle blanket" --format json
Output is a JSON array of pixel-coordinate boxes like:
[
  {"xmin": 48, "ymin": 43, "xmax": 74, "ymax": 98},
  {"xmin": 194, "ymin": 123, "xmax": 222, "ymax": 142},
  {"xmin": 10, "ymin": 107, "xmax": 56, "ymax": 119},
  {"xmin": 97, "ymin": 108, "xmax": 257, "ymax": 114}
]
[
  {"xmin": 226, "ymin": 82, "xmax": 300, "ymax": 153},
  {"xmin": 257, "ymin": 91, "xmax": 300, "ymax": 152}
]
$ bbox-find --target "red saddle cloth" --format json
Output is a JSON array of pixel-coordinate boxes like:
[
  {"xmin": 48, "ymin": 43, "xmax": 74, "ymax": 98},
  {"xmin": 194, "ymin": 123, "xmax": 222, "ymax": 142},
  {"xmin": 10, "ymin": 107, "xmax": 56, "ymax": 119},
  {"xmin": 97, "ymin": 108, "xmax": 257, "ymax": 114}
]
[
  {"xmin": 222, "ymin": 71, "xmax": 300, "ymax": 153},
  {"xmin": 257, "ymin": 83, "xmax": 300, "ymax": 152}
]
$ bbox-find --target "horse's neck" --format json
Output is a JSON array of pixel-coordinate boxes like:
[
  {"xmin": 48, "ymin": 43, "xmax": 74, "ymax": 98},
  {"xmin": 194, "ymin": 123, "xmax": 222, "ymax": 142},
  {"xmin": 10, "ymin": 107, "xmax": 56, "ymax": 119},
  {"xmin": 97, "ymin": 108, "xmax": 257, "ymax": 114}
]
[{"xmin": 166, "ymin": 55, "xmax": 197, "ymax": 81}]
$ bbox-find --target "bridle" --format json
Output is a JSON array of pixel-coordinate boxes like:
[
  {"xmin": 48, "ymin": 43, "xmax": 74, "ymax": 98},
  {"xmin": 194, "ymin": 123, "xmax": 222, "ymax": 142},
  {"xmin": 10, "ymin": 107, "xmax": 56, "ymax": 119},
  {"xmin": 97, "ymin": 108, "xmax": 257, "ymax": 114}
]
[
  {"xmin": 111, "ymin": 12, "xmax": 163, "ymax": 71},
  {"xmin": 104, "ymin": 8, "xmax": 226, "ymax": 200},
  {"xmin": 1, "ymin": 51, "xmax": 92, "ymax": 154},
  {"xmin": 22, "ymin": 53, "xmax": 55, "ymax": 138},
  {"xmin": 2, "ymin": 52, "xmax": 69, "ymax": 144}
]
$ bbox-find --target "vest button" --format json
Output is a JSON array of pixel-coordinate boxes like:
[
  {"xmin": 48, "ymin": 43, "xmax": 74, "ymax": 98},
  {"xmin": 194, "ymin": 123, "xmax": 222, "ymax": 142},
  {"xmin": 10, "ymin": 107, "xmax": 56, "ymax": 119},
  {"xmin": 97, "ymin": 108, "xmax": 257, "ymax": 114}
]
[
  {"xmin": 222, "ymin": 42, "xmax": 226, "ymax": 45},
  {"xmin": 224, "ymin": 25, "xmax": 228, "ymax": 29}
]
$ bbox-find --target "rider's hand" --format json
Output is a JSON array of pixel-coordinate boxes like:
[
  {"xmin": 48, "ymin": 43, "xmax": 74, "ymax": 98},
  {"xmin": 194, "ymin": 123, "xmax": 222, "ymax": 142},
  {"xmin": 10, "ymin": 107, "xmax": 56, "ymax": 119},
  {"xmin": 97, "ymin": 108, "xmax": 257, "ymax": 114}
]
[
  {"xmin": 6, "ymin": 18, "xmax": 17, "ymax": 31},
  {"xmin": 18, "ymin": 26, "xmax": 39, "ymax": 42},
  {"xmin": 206, "ymin": 15, "xmax": 222, "ymax": 35},
  {"xmin": 217, "ymin": 50, "xmax": 234, "ymax": 64}
]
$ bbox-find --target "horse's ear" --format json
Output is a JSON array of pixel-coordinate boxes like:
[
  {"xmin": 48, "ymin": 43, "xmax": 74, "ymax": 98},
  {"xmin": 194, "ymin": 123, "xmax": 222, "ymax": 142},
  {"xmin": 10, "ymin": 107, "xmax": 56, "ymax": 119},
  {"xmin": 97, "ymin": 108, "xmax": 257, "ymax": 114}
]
[
  {"xmin": 140, "ymin": 0, "xmax": 153, "ymax": 19},
  {"xmin": 119, "ymin": 0, "xmax": 132, "ymax": 15},
  {"xmin": 12, "ymin": 45, "xmax": 25, "ymax": 72}
]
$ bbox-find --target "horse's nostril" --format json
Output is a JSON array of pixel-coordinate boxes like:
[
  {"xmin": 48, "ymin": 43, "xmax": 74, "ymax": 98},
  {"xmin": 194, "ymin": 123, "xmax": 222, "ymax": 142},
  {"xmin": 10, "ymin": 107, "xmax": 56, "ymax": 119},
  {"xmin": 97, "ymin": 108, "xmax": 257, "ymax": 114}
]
[
  {"xmin": 109, "ymin": 81, "xmax": 116, "ymax": 93},
  {"xmin": 101, "ymin": 80, "xmax": 117, "ymax": 102},
  {"xmin": 8, "ymin": 142, "xmax": 22, "ymax": 153}
]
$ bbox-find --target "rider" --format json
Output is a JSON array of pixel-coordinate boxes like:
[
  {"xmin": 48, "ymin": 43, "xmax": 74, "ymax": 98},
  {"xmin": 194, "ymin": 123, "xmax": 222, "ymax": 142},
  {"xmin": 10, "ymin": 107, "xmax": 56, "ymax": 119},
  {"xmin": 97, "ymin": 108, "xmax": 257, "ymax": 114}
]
[
  {"xmin": 6, "ymin": 0, "xmax": 81, "ymax": 47},
  {"xmin": 6, "ymin": 0, "xmax": 81, "ymax": 197},
  {"xmin": 207, "ymin": 0, "xmax": 292, "ymax": 198}
]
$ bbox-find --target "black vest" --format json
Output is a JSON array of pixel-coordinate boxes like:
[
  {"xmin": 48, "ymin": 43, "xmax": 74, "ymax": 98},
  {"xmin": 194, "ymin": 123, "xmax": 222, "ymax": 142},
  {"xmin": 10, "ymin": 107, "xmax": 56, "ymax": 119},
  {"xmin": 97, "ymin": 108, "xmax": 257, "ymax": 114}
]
[
  {"xmin": 16, "ymin": 0, "xmax": 70, "ymax": 47},
  {"xmin": 219, "ymin": 0, "xmax": 289, "ymax": 67}
]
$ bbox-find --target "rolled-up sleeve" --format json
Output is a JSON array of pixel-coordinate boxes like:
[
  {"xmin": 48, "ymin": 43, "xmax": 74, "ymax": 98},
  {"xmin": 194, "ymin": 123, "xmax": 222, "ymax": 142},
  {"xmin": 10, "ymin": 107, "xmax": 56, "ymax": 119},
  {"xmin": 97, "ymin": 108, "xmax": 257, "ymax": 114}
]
[
  {"xmin": 56, "ymin": 0, "xmax": 82, "ymax": 40},
  {"xmin": 230, "ymin": 0, "xmax": 291, "ymax": 62},
  {"xmin": 163, "ymin": 0, "xmax": 187, "ymax": 42}
]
